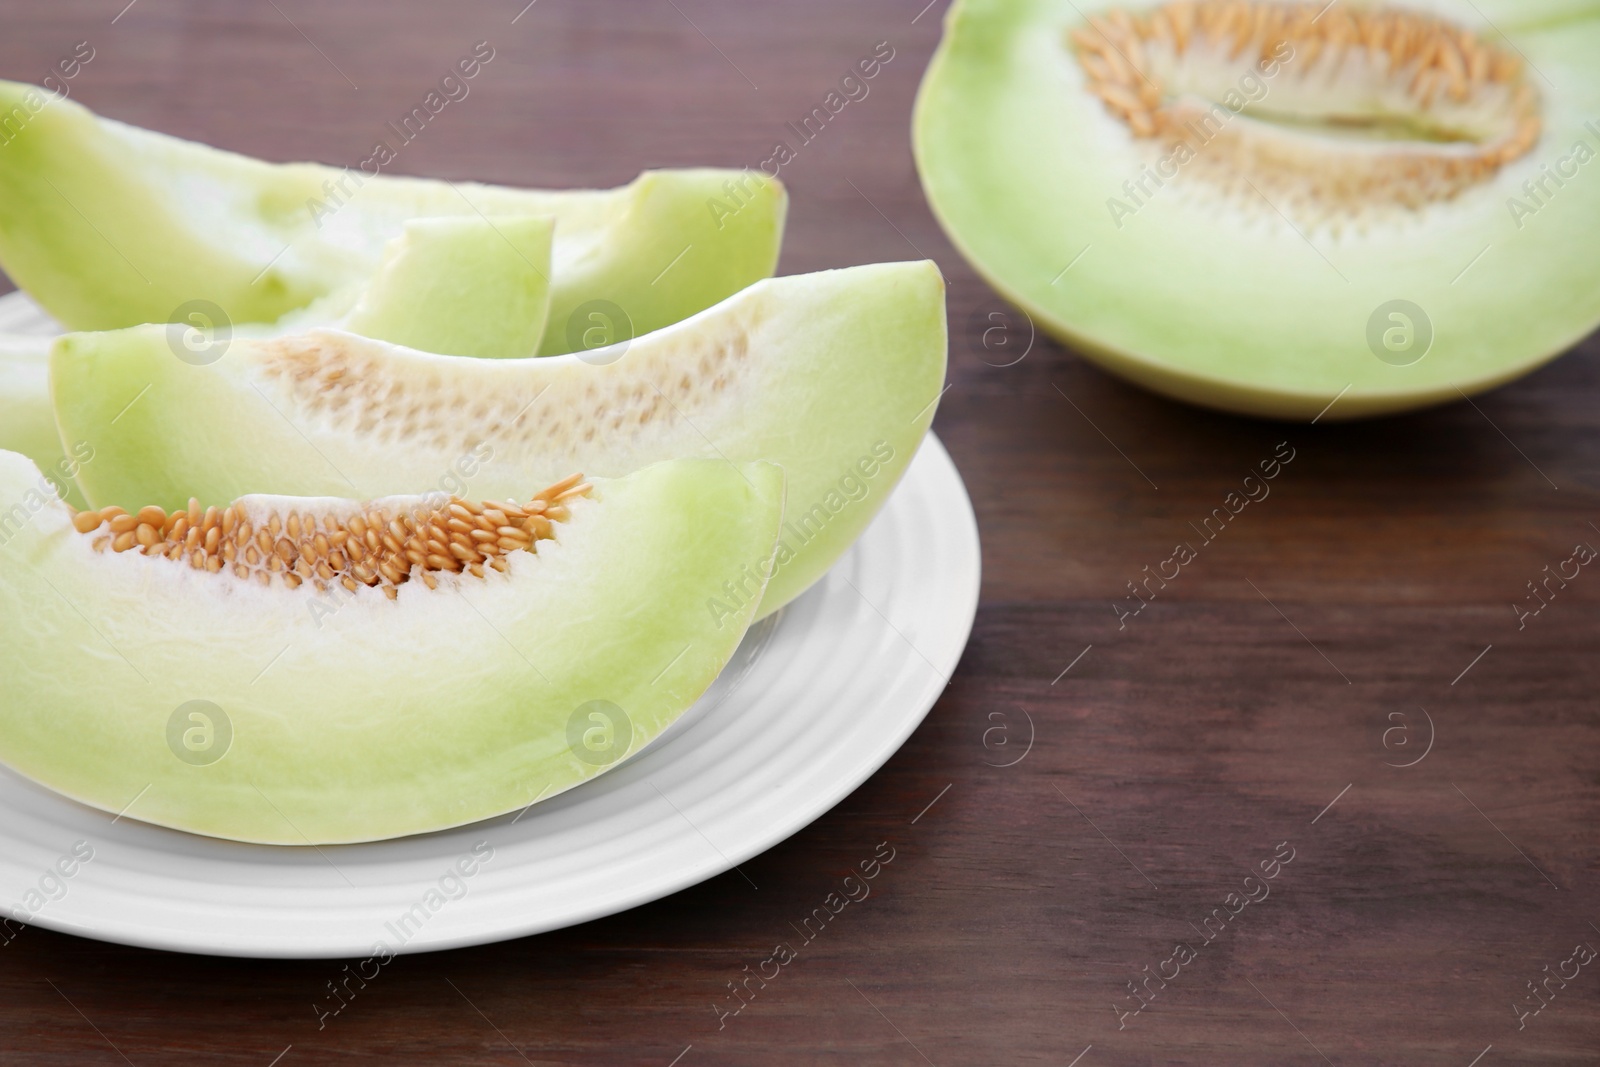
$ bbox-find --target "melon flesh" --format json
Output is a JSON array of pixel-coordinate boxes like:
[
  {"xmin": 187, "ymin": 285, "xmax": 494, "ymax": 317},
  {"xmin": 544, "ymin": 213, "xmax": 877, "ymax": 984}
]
[
  {"xmin": 0, "ymin": 335, "xmax": 86, "ymax": 507},
  {"xmin": 331, "ymin": 214, "xmax": 555, "ymax": 359},
  {"xmin": 0, "ymin": 451, "xmax": 783, "ymax": 844},
  {"xmin": 0, "ymin": 79, "xmax": 786, "ymax": 352},
  {"xmin": 54, "ymin": 261, "xmax": 949, "ymax": 615},
  {"xmin": 0, "ymin": 212, "xmax": 555, "ymax": 498},
  {"xmin": 153, "ymin": 211, "xmax": 561, "ymax": 359}
]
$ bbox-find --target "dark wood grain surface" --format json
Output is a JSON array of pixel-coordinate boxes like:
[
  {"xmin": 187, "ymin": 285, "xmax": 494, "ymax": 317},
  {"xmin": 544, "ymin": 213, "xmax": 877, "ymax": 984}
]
[{"xmin": 3, "ymin": 2, "xmax": 1599, "ymax": 1064}]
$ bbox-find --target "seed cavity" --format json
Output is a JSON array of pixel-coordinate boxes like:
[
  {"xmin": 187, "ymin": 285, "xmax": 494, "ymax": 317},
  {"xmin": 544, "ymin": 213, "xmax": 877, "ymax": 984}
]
[
  {"xmin": 1070, "ymin": 1, "xmax": 1541, "ymax": 216},
  {"xmin": 254, "ymin": 329, "xmax": 750, "ymax": 457},
  {"xmin": 72, "ymin": 474, "xmax": 591, "ymax": 599}
]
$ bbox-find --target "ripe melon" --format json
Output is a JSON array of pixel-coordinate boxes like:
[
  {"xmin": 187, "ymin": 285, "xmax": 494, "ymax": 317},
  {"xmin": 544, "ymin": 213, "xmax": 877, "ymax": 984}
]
[
  {"xmin": 0, "ymin": 209, "xmax": 558, "ymax": 539},
  {"xmin": 0, "ymin": 210, "xmax": 555, "ymax": 504},
  {"xmin": 54, "ymin": 260, "xmax": 948, "ymax": 616},
  {"xmin": 0, "ymin": 79, "xmax": 786, "ymax": 353},
  {"xmin": 0, "ymin": 450, "xmax": 783, "ymax": 844},
  {"xmin": 331, "ymin": 214, "xmax": 555, "ymax": 359},
  {"xmin": 0, "ymin": 334, "xmax": 87, "ymax": 507},
  {"xmin": 913, "ymin": 0, "xmax": 1600, "ymax": 418}
]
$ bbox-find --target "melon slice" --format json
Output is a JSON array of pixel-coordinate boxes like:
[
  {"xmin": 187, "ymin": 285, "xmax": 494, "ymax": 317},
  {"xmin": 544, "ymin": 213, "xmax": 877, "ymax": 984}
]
[
  {"xmin": 913, "ymin": 0, "xmax": 1600, "ymax": 418},
  {"xmin": 331, "ymin": 214, "xmax": 555, "ymax": 359},
  {"xmin": 0, "ymin": 334, "xmax": 88, "ymax": 508},
  {"xmin": 54, "ymin": 260, "xmax": 948, "ymax": 615},
  {"xmin": 0, "ymin": 79, "xmax": 786, "ymax": 352},
  {"xmin": 159, "ymin": 211, "xmax": 560, "ymax": 360},
  {"xmin": 0, "ymin": 449, "xmax": 783, "ymax": 844},
  {"xmin": 0, "ymin": 211, "xmax": 553, "ymax": 522}
]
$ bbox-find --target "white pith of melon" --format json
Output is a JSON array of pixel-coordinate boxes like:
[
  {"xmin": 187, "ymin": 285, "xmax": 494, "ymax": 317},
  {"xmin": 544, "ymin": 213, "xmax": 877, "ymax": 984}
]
[
  {"xmin": 0, "ymin": 79, "xmax": 787, "ymax": 351},
  {"xmin": 913, "ymin": 0, "xmax": 1600, "ymax": 419},
  {"xmin": 53, "ymin": 260, "xmax": 949, "ymax": 615},
  {"xmin": 0, "ymin": 450, "xmax": 784, "ymax": 845}
]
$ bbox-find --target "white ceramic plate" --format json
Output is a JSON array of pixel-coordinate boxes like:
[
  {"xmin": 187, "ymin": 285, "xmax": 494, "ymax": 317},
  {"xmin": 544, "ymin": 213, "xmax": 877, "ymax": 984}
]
[{"xmin": 0, "ymin": 292, "xmax": 980, "ymax": 958}]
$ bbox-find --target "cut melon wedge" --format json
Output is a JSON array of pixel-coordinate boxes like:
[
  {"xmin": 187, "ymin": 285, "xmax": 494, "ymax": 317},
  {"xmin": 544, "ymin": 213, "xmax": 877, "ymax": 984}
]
[
  {"xmin": 1, "ymin": 209, "xmax": 557, "ymax": 508},
  {"xmin": 1, "ymin": 211, "xmax": 556, "ymax": 498},
  {"xmin": 0, "ymin": 80, "xmax": 786, "ymax": 353},
  {"xmin": 0, "ymin": 450, "xmax": 783, "ymax": 844},
  {"xmin": 179, "ymin": 212, "xmax": 559, "ymax": 359},
  {"xmin": 54, "ymin": 260, "xmax": 949, "ymax": 615},
  {"xmin": 0, "ymin": 334, "xmax": 86, "ymax": 507},
  {"xmin": 334, "ymin": 214, "xmax": 555, "ymax": 359}
]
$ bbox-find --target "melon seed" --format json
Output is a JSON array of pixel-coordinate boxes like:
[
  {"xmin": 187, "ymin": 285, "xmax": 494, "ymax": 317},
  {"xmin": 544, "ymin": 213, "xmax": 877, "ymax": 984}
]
[
  {"xmin": 1069, "ymin": 0, "xmax": 1540, "ymax": 213},
  {"xmin": 71, "ymin": 474, "xmax": 591, "ymax": 596}
]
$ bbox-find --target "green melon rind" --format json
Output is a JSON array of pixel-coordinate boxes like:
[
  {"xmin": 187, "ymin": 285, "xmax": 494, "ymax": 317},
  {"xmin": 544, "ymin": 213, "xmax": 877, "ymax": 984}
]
[
  {"xmin": 913, "ymin": 0, "xmax": 1600, "ymax": 420},
  {"xmin": 53, "ymin": 260, "xmax": 948, "ymax": 615},
  {"xmin": 0, "ymin": 80, "xmax": 787, "ymax": 352},
  {"xmin": 0, "ymin": 451, "xmax": 783, "ymax": 845}
]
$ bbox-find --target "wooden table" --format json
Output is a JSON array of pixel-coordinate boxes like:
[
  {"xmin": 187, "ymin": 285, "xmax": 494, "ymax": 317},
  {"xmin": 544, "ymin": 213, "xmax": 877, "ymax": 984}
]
[{"xmin": 3, "ymin": 1, "xmax": 1597, "ymax": 1063}]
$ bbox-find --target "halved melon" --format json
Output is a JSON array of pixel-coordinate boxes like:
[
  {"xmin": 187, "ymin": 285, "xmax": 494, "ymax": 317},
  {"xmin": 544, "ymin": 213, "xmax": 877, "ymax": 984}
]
[
  {"xmin": 0, "ymin": 80, "xmax": 786, "ymax": 353},
  {"xmin": 0, "ymin": 450, "xmax": 783, "ymax": 844},
  {"xmin": 913, "ymin": 0, "xmax": 1600, "ymax": 418},
  {"xmin": 54, "ymin": 261, "xmax": 948, "ymax": 615}
]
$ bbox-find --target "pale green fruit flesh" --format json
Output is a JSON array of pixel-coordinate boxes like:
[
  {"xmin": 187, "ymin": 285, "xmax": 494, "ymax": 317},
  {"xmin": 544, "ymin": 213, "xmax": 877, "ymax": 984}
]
[
  {"xmin": 337, "ymin": 215, "xmax": 554, "ymax": 359},
  {"xmin": 914, "ymin": 0, "xmax": 1600, "ymax": 419},
  {"xmin": 0, "ymin": 79, "xmax": 787, "ymax": 353},
  {"xmin": 180, "ymin": 213, "xmax": 558, "ymax": 358},
  {"xmin": 54, "ymin": 261, "xmax": 949, "ymax": 615},
  {"xmin": 0, "ymin": 452, "xmax": 783, "ymax": 844},
  {"xmin": 0, "ymin": 335, "xmax": 86, "ymax": 508}
]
